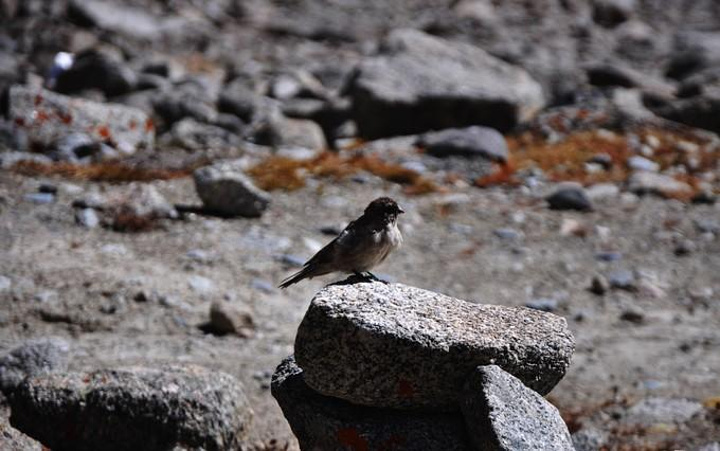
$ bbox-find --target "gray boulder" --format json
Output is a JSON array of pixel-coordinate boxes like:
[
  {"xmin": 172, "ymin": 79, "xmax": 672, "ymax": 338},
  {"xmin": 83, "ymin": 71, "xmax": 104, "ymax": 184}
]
[
  {"xmin": 295, "ymin": 281, "xmax": 575, "ymax": 410},
  {"xmin": 271, "ymin": 356, "xmax": 472, "ymax": 451},
  {"xmin": 193, "ymin": 161, "xmax": 271, "ymax": 217},
  {"xmin": 9, "ymin": 365, "xmax": 253, "ymax": 451},
  {"xmin": 0, "ymin": 338, "xmax": 70, "ymax": 395},
  {"xmin": 417, "ymin": 126, "xmax": 509, "ymax": 163},
  {"xmin": 347, "ymin": 29, "xmax": 545, "ymax": 139},
  {"xmin": 8, "ymin": 86, "xmax": 154, "ymax": 153},
  {"xmin": 546, "ymin": 184, "xmax": 593, "ymax": 211},
  {"xmin": 461, "ymin": 365, "xmax": 574, "ymax": 451}
]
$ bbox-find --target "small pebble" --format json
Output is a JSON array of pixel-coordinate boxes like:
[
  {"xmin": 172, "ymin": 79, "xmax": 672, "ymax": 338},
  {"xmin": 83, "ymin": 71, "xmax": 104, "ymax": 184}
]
[
  {"xmin": 525, "ymin": 298, "xmax": 558, "ymax": 312},
  {"xmin": 24, "ymin": 193, "xmax": 55, "ymax": 204},
  {"xmin": 620, "ymin": 306, "xmax": 645, "ymax": 323},
  {"xmin": 75, "ymin": 208, "xmax": 100, "ymax": 228},
  {"xmin": 589, "ymin": 275, "xmax": 610, "ymax": 295},
  {"xmin": 608, "ymin": 270, "xmax": 636, "ymax": 291}
]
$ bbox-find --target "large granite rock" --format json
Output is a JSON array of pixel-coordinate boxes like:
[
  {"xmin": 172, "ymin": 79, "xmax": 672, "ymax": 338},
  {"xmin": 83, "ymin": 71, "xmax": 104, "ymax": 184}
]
[
  {"xmin": 9, "ymin": 365, "xmax": 253, "ymax": 451},
  {"xmin": 0, "ymin": 338, "xmax": 70, "ymax": 396},
  {"xmin": 346, "ymin": 29, "xmax": 545, "ymax": 139},
  {"xmin": 461, "ymin": 365, "xmax": 574, "ymax": 451},
  {"xmin": 271, "ymin": 356, "xmax": 472, "ymax": 451},
  {"xmin": 8, "ymin": 86, "xmax": 154, "ymax": 153},
  {"xmin": 294, "ymin": 281, "xmax": 575, "ymax": 410}
]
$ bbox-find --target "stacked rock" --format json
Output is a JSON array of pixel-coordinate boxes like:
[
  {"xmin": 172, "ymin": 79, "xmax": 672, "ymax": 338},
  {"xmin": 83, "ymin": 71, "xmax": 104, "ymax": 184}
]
[{"xmin": 272, "ymin": 281, "xmax": 576, "ymax": 450}]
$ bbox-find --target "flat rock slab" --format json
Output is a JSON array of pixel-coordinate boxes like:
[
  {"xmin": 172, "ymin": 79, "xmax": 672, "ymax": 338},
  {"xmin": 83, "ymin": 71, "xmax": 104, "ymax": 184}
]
[
  {"xmin": 8, "ymin": 85, "xmax": 154, "ymax": 153},
  {"xmin": 347, "ymin": 29, "xmax": 545, "ymax": 139},
  {"xmin": 295, "ymin": 281, "xmax": 575, "ymax": 410},
  {"xmin": 9, "ymin": 365, "xmax": 253, "ymax": 451},
  {"xmin": 461, "ymin": 365, "xmax": 574, "ymax": 451},
  {"xmin": 271, "ymin": 356, "xmax": 472, "ymax": 451}
]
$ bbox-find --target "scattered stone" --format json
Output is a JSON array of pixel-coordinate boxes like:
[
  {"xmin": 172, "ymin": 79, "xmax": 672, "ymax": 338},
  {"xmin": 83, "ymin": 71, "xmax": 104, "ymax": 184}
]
[
  {"xmin": 546, "ymin": 184, "xmax": 593, "ymax": 211},
  {"xmin": 75, "ymin": 208, "xmax": 100, "ymax": 229},
  {"xmin": 608, "ymin": 270, "xmax": 636, "ymax": 291},
  {"xmin": 628, "ymin": 172, "xmax": 692, "ymax": 197},
  {"xmin": 560, "ymin": 218, "xmax": 587, "ymax": 237},
  {"xmin": 572, "ymin": 427, "xmax": 609, "ymax": 451},
  {"xmin": 8, "ymin": 86, "xmax": 154, "ymax": 153},
  {"xmin": 586, "ymin": 183, "xmax": 620, "ymax": 202},
  {"xmin": 271, "ymin": 356, "xmax": 472, "ymax": 451},
  {"xmin": 674, "ymin": 239, "xmax": 696, "ymax": 256},
  {"xmin": 525, "ymin": 298, "xmax": 558, "ymax": 312},
  {"xmin": 624, "ymin": 397, "xmax": 704, "ymax": 426},
  {"xmin": 9, "ymin": 365, "xmax": 253, "ymax": 451},
  {"xmin": 619, "ymin": 306, "xmax": 645, "ymax": 323},
  {"xmin": 694, "ymin": 218, "xmax": 719, "ymax": 234},
  {"xmin": 274, "ymin": 117, "xmax": 327, "ymax": 152},
  {"xmin": 68, "ymin": 0, "xmax": 164, "ymax": 40},
  {"xmin": 595, "ymin": 251, "xmax": 622, "ymax": 262},
  {"xmin": 295, "ymin": 281, "xmax": 575, "ymax": 410},
  {"xmin": 627, "ymin": 155, "xmax": 659, "ymax": 172},
  {"xmin": 251, "ymin": 279, "xmax": 274, "ymax": 294},
  {"xmin": 165, "ymin": 118, "xmax": 240, "ymax": 151},
  {"xmin": 417, "ymin": 126, "xmax": 509, "ymax": 163},
  {"xmin": 0, "ymin": 338, "xmax": 70, "ymax": 395},
  {"xmin": 347, "ymin": 29, "xmax": 545, "ymax": 139},
  {"xmin": 54, "ymin": 49, "xmax": 136, "ymax": 98},
  {"xmin": 207, "ymin": 301, "xmax": 255, "ymax": 338},
  {"xmin": 193, "ymin": 162, "xmax": 271, "ymax": 217},
  {"xmin": 0, "ymin": 275, "xmax": 11, "ymax": 292},
  {"xmin": 23, "ymin": 193, "xmax": 54, "ymax": 204},
  {"xmin": 493, "ymin": 228, "xmax": 523, "ymax": 240},
  {"xmin": 592, "ymin": 0, "xmax": 635, "ymax": 28},
  {"xmin": 461, "ymin": 365, "xmax": 574, "ymax": 451},
  {"xmin": 188, "ymin": 275, "xmax": 215, "ymax": 295},
  {"xmin": 49, "ymin": 132, "xmax": 118, "ymax": 163}
]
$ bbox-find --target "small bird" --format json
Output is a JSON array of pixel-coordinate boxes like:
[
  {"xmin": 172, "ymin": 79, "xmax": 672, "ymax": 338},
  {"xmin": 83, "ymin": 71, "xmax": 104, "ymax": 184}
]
[{"xmin": 279, "ymin": 197, "xmax": 404, "ymax": 288}]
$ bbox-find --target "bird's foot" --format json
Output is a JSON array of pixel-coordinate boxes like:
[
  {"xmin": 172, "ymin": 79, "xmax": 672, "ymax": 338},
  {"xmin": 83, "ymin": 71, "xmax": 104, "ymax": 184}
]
[{"xmin": 365, "ymin": 271, "xmax": 389, "ymax": 284}]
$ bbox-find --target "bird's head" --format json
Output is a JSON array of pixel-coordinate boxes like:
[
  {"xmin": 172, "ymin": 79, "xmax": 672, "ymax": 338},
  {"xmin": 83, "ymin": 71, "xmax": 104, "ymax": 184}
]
[{"xmin": 364, "ymin": 197, "xmax": 405, "ymax": 221}]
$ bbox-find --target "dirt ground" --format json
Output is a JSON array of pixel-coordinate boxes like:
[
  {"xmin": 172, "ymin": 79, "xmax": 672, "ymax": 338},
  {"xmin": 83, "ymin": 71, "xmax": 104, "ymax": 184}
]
[{"xmin": 2, "ymin": 164, "xmax": 719, "ymax": 448}]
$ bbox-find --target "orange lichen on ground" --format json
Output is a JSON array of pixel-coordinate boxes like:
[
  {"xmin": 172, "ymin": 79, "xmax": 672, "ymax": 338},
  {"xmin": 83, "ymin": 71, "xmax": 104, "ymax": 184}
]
[
  {"xmin": 478, "ymin": 126, "xmax": 719, "ymax": 194},
  {"xmin": 247, "ymin": 151, "xmax": 441, "ymax": 195},
  {"xmin": 11, "ymin": 160, "xmax": 192, "ymax": 182}
]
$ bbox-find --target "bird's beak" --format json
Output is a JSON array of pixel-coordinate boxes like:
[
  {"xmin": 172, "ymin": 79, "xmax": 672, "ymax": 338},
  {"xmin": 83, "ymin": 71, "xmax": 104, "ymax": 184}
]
[{"xmin": 398, "ymin": 206, "xmax": 405, "ymax": 214}]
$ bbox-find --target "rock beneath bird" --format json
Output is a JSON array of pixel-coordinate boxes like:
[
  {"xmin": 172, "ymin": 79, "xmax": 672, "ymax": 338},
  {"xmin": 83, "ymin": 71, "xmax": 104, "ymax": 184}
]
[
  {"xmin": 0, "ymin": 338, "xmax": 70, "ymax": 396},
  {"xmin": 0, "ymin": 416, "xmax": 42, "ymax": 451},
  {"xmin": 628, "ymin": 172, "xmax": 692, "ymax": 197},
  {"xmin": 417, "ymin": 126, "xmax": 509, "ymax": 163},
  {"xmin": 346, "ymin": 29, "xmax": 545, "ymax": 139},
  {"xmin": 193, "ymin": 161, "xmax": 271, "ymax": 217},
  {"xmin": 207, "ymin": 301, "xmax": 255, "ymax": 337},
  {"xmin": 8, "ymin": 86, "xmax": 154, "ymax": 153},
  {"xmin": 546, "ymin": 184, "xmax": 593, "ymax": 211},
  {"xmin": 294, "ymin": 281, "xmax": 575, "ymax": 410},
  {"xmin": 271, "ymin": 356, "xmax": 472, "ymax": 451},
  {"xmin": 461, "ymin": 365, "xmax": 574, "ymax": 451},
  {"xmin": 9, "ymin": 365, "xmax": 253, "ymax": 451}
]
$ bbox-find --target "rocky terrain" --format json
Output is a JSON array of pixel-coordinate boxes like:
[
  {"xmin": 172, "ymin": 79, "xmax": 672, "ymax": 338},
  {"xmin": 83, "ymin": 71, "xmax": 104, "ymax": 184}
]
[{"xmin": 2, "ymin": 0, "xmax": 720, "ymax": 449}]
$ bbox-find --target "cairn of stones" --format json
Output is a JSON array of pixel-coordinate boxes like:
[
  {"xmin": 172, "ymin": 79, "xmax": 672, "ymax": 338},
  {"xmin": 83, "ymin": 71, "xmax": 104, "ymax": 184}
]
[{"xmin": 272, "ymin": 280, "xmax": 576, "ymax": 450}]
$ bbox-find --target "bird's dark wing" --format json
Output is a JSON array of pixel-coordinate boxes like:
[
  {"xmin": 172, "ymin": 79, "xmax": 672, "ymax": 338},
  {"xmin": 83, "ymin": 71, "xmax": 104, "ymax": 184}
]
[{"xmin": 278, "ymin": 219, "xmax": 362, "ymax": 289}]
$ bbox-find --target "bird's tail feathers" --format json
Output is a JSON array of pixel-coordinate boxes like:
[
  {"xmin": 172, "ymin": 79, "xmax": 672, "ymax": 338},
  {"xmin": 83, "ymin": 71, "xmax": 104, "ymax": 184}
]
[{"xmin": 278, "ymin": 265, "xmax": 315, "ymax": 289}]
